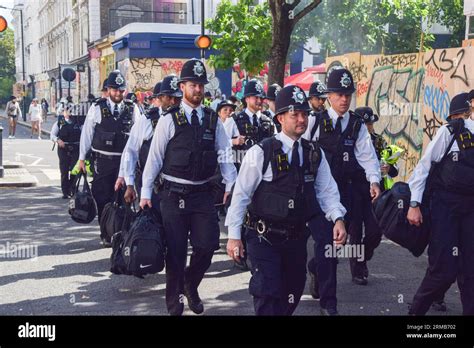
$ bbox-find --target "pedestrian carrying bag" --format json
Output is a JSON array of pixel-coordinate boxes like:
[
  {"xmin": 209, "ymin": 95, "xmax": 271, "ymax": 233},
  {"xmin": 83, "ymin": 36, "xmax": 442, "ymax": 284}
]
[
  {"xmin": 68, "ymin": 172, "xmax": 97, "ymax": 224},
  {"xmin": 100, "ymin": 188, "xmax": 126, "ymax": 243},
  {"xmin": 110, "ymin": 207, "xmax": 165, "ymax": 278}
]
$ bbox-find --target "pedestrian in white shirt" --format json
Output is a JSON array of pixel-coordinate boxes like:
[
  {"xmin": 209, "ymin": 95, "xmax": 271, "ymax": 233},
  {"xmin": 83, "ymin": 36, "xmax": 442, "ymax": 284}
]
[{"xmin": 28, "ymin": 98, "xmax": 43, "ymax": 139}]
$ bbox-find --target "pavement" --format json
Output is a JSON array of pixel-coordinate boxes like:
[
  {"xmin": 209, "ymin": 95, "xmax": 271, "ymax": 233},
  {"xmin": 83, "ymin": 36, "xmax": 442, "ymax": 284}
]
[
  {"xmin": 0, "ymin": 113, "xmax": 56, "ymax": 188},
  {"xmin": 0, "ymin": 117, "xmax": 464, "ymax": 316}
]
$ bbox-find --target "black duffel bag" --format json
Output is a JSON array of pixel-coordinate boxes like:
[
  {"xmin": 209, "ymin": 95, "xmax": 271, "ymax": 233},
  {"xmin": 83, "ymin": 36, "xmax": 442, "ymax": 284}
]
[
  {"xmin": 68, "ymin": 172, "xmax": 97, "ymax": 224},
  {"xmin": 100, "ymin": 188, "xmax": 126, "ymax": 243},
  {"xmin": 110, "ymin": 204, "xmax": 137, "ymax": 275},
  {"xmin": 372, "ymin": 182, "xmax": 431, "ymax": 257},
  {"xmin": 111, "ymin": 207, "xmax": 165, "ymax": 278}
]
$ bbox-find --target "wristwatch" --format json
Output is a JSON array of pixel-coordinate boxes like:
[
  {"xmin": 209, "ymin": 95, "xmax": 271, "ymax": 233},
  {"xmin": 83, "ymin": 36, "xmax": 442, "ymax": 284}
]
[
  {"xmin": 335, "ymin": 216, "xmax": 345, "ymax": 223},
  {"xmin": 409, "ymin": 201, "xmax": 420, "ymax": 208}
]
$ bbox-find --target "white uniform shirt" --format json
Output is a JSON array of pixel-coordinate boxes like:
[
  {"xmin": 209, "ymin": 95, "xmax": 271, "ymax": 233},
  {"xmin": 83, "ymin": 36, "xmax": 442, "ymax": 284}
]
[
  {"xmin": 140, "ymin": 101, "xmax": 237, "ymax": 200},
  {"xmin": 409, "ymin": 119, "xmax": 474, "ymax": 203},
  {"xmin": 79, "ymin": 98, "xmax": 141, "ymax": 161},
  {"xmin": 225, "ymin": 131, "xmax": 347, "ymax": 240},
  {"xmin": 222, "ymin": 117, "xmax": 240, "ymax": 140},
  {"xmin": 303, "ymin": 107, "xmax": 381, "ymax": 184},
  {"xmin": 119, "ymin": 113, "xmax": 155, "ymax": 186}
]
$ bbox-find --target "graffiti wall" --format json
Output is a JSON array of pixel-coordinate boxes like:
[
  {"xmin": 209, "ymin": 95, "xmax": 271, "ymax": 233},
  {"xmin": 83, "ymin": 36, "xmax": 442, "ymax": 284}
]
[
  {"xmin": 422, "ymin": 48, "xmax": 474, "ymax": 148},
  {"xmin": 118, "ymin": 58, "xmax": 221, "ymax": 102},
  {"xmin": 327, "ymin": 47, "xmax": 474, "ymax": 180},
  {"xmin": 327, "ymin": 52, "xmax": 425, "ymax": 180}
]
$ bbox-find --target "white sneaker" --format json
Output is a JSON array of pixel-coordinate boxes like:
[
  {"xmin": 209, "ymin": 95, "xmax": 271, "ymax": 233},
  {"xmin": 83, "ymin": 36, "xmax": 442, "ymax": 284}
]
[
  {"xmin": 38, "ymin": 136, "xmax": 42, "ymax": 140},
  {"xmin": 11, "ymin": 136, "xmax": 15, "ymax": 139},
  {"xmin": 8, "ymin": 135, "xmax": 12, "ymax": 139}
]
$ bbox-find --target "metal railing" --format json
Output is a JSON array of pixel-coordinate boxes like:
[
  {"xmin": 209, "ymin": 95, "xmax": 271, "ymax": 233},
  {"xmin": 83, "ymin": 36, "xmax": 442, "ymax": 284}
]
[{"xmin": 109, "ymin": 5, "xmax": 187, "ymax": 32}]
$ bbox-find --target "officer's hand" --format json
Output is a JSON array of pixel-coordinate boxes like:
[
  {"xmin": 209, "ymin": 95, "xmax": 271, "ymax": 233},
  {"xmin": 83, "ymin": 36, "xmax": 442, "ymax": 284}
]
[
  {"xmin": 78, "ymin": 160, "xmax": 86, "ymax": 173},
  {"xmin": 124, "ymin": 185, "xmax": 137, "ymax": 204},
  {"xmin": 333, "ymin": 221, "xmax": 347, "ymax": 246},
  {"xmin": 114, "ymin": 177, "xmax": 125, "ymax": 191},
  {"xmin": 57, "ymin": 139, "xmax": 65, "ymax": 148},
  {"xmin": 140, "ymin": 199, "xmax": 152, "ymax": 210},
  {"xmin": 223, "ymin": 191, "xmax": 231, "ymax": 205},
  {"xmin": 227, "ymin": 238, "xmax": 245, "ymax": 262},
  {"xmin": 370, "ymin": 182, "xmax": 381, "ymax": 202},
  {"xmin": 380, "ymin": 164, "xmax": 390, "ymax": 175},
  {"xmin": 232, "ymin": 136, "xmax": 245, "ymax": 146},
  {"xmin": 407, "ymin": 207, "xmax": 423, "ymax": 227}
]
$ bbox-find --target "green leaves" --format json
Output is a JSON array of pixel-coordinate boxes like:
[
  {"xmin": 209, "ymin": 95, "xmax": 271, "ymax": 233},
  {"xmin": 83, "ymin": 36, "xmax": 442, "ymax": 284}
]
[
  {"xmin": 206, "ymin": 0, "xmax": 272, "ymax": 75},
  {"xmin": 294, "ymin": 0, "xmax": 465, "ymax": 57},
  {"xmin": 0, "ymin": 28, "xmax": 16, "ymax": 105}
]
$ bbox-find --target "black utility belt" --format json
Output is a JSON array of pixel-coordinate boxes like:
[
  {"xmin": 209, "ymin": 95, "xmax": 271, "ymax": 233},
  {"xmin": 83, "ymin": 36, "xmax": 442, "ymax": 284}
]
[
  {"xmin": 93, "ymin": 152, "xmax": 122, "ymax": 160},
  {"xmin": 162, "ymin": 179, "xmax": 210, "ymax": 195},
  {"xmin": 244, "ymin": 214, "xmax": 306, "ymax": 240}
]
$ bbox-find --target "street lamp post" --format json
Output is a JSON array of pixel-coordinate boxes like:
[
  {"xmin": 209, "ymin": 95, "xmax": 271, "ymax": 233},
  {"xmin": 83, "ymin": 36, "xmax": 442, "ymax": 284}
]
[{"xmin": 0, "ymin": 5, "xmax": 26, "ymax": 121}]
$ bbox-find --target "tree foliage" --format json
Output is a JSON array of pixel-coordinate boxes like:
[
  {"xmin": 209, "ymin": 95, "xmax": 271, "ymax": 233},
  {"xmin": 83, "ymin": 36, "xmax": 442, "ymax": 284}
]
[
  {"xmin": 295, "ymin": 0, "xmax": 466, "ymax": 57},
  {"xmin": 206, "ymin": 0, "xmax": 272, "ymax": 76},
  {"xmin": 0, "ymin": 27, "xmax": 16, "ymax": 105}
]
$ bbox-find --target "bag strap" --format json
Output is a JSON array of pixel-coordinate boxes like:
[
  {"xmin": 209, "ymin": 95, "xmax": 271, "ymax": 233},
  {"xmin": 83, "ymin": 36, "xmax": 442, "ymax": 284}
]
[
  {"xmin": 442, "ymin": 131, "xmax": 458, "ymax": 162},
  {"xmin": 113, "ymin": 187, "xmax": 125, "ymax": 205},
  {"xmin": 121, "ymin": 203, "xmax": 137, "ymax": 233},
  {"xmin": 81, "ymin": 172, "xmax": 92, "ymax": 193}
]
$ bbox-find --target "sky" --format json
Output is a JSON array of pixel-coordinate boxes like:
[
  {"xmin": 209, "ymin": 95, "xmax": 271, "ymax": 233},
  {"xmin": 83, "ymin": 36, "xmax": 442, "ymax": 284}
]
[{"xmin": 0, "ymin": 0, "xmax": 16, "ymax": 31}]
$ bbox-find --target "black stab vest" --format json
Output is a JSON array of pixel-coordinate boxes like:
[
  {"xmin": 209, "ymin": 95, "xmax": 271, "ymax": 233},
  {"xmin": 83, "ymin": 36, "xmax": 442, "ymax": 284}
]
[
  {"xmin": 162, "ymin": 106, "xmax": 219, "ymax": 181},
  {"xmin": 247, "ymin": 136, "xmax": 322, "ymax": 225},
  {"xmin": 91, "ymin": 98, "xmax": 133, "ymax": 153},
  {"xmin": 310, "ymin": 110, "xmax": 365, "ymax": 184}
]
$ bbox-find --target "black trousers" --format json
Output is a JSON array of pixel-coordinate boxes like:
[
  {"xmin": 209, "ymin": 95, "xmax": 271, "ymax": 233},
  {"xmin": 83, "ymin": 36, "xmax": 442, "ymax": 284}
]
[
  {"xmin": 409, "ymin": 189, "xmax": 474, "ymax": 315},
  {"xmin": 347, "ymin": 179, "xmax": 382, "ymax": 277},
  {"xmin": 159, "ymin": 186, "xmax": 220, "ymax": 314},
  {"xmin": 58, "ymin": 147, "xmax": 79, "ymax": 196},
  {"xmin": 246, "ymin": 228, "xmax": 309, "ymax": 316},
  {"xmin": 91, "ymin": 154, "xmax": 121, "ymax": 226},
  {"xmin": 307, "ymin": 214, "xmax": 338, "ymax": 310}
]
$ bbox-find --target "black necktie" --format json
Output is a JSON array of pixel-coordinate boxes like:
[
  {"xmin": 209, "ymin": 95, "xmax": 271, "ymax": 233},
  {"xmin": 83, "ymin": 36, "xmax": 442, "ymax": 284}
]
[
  {"xmin": 191, "ymin": 109, "xmax": 199, "ymax": 127},
  {"xmin": 113, "ymin": 104, "xmax": 119, "ymax": 118},
  {"xmin": 334, "ymin": 116, "xmax": 342, "ymax": 133},
  {"xmin": 252, "ymin": 114, "xmax": 258, "ymax": 127},
  {"xmin": 291, "ymin": 141, "xmax": 300, "ymax": 167}
]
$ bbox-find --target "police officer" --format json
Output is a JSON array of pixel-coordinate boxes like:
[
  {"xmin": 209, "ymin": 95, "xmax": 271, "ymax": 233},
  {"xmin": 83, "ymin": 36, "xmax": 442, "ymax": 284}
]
[
  {"xmin": 139, "ymin": 59, "xmax": 237, "ymax": 316},
  {"xmin": 50, "ymin": 109, "xmax": 82, "ymax": 198},
  {"xmin": 78, "ymin": 70, "xmax": 140, "ymax": 245},
  {"xmin": 343, "ymin": 106, "xmax": 387, "ymax": 285},
  {"xmin": 120, "ymin": 75, "xmax": 182, "ymax": 204},
  {"xmin": 263, "ymin": 83, "xmax": 282, "ymax": 132},
  {"xmin": 217, "ymin": 99, "xmax": 240, "ymax": 142},
  {"xmin": 225, "ymin": 85, "xmax": 347, "ymax": 316},
  {"xmin": 304, "ymin": 68, "xmax": 381, "ymax": 309},
  {"xmin": 408, "ymin": 92, "xmax": 474, "ymax": 315},
  {"xmin": 308, "ymin": 80, "xmax": 328, "ymax": 113},
  {"xmin": 232, "ymin": 79, "xmax": 275, "ymax": 169},
  {"xmin": 427, "ymin": 101, "xmax": 471, "ymax": 313}
]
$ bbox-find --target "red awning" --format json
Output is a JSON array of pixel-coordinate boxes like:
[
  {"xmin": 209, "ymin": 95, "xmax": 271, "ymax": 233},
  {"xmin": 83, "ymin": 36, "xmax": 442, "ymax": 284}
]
[{"xmin": 284, "ymin": 64, "xmax": 326, "ymax": 91}]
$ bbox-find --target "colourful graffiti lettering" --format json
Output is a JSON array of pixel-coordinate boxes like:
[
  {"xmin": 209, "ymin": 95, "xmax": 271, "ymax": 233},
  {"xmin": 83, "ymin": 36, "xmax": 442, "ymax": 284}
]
[{"xmin": 423, "ymin": 85, "xmax": 450, "ymax": 121}]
